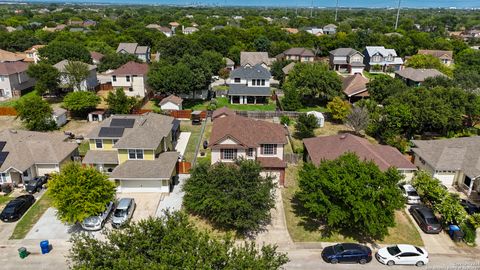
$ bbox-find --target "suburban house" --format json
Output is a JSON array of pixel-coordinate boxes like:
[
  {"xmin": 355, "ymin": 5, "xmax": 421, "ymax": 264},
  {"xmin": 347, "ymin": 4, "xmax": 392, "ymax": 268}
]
[
  {"xmin": 303, "ymin": 27, "xmax": 324, "ymax": 36},
  {"xmin": 83, "ymin": 19, "xmax": 97, "ymax": 27},
  {"xmin": 54, "ymin": 60, "xmax": 99, "ymax": 91},
  {"xmin": 227, "ymin": 64, "xmax": 271, "ymax": 105},
  {"xmin": 0, "ymin": 130, "xmax": 78, "ymax": 187},
  {"xmin": 209, "ymin": 114, "xmax": 288, "ymax": 186},
  {"xmin": 224, "ymin": 57, "xmax": 235, "ymax": 70},
  {"xmin": 363, "ymin": 46, "xmax": 404, "ymax": 72},
  {"xmin": 116, "ymin": 43, "xmax": 151, "ymax": 63},
  {"xmin": 111, "ymin": 61, "xmax": 149, "ymax": 98},
  {"xmin": 323, "ymin": 24, "xmax": 337, "ymax": 35},
  {"xmin": 90, "ymin": 51, "xmax": 104, "ymax": 65},
  {"xmin": 159, "ymin": 94, "xmax": 183, "ymax": 111},
  {"xmin": 342, "ymin": 73, "xmax": 370, "ymax": 102},
  {"xmin": 146, "ymin": 24, "xmax": 173, "ymax": 37},
  {"xmin": 329, "ymin": 48, "xmax": 365, "ymax": 74},
  {"xmin": 282, "ymin": 62, "xmax": 296, "ymax": 76},
  {"xmin": 182, "ymin": 26, "xmax": 199, "ymax": 35},
  {"xmin": 0, "ymin": 62, "xmax": 34, "ymax": 99},
  {"xmin": 83, "ymin": 113, "xmax": 181, "ymax": 193},
  {"xmin": 240, "ymin": 52, "xmax": 272, "ymax": 68},
  {"xmin": 23, "ymin": 45, "xmax": 45, "ymax": 64},
  {"xmin": 277, "ymin": 48, "xmax": 315, "ymax": 62},
  {"xmin": 169, "ymin": 21, "xmax": 180, "ymax": 32},
  {"xmin": 417, "ymin": 50, "xmax": 454, "ymax": 66},
  {"xmin": 211, "ymin": 107, "xmax": 235, "ymax": 120},
  {"xmin": 411, "ymin": 137, "xmax": 480, "ymax": 197},
  {"xmin": 0, "ymin": 49, "xmax": 25, "ymax": 63},
  {"xmin": 282, "ymin": 28, "xmax": 299, "ymax": 34},
  {"xmin": 395, "ymin": 68, "xmax": 445, "ymax": 87},
  {"xmin": 303, "ymin": 134, "xmax": 417, "ymax": 181}
]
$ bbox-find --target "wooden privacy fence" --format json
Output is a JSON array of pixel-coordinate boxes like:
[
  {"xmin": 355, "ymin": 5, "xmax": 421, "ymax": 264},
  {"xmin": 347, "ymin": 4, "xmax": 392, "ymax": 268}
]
[
  {"xmin": 96, "ymin": 82, "xmax": 113, "ymax": 91},
  {"xmin": 170, "ymin": 110, "xmax": 207, "ymax": 119},
  {"xmin": 234, "ymin": 110, "xmax": 303, "ymax": 119},
  {"xmin": 0, "ymin": 107, "xmax": 17, "ymax": 116},
  {"xmin": 178, "ymin": 161, "xmax": 192, "ymax": 174}
]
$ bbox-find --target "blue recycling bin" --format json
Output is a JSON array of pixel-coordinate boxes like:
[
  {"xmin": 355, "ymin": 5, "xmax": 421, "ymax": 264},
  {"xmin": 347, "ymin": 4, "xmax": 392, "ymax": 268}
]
[
  {"xmin": 40, "ymin": 240, "xmax": 50, "ymax": 254},
  {"xmin": 448, "ymin": 225, "xmax": 460, "ymax": 237}
]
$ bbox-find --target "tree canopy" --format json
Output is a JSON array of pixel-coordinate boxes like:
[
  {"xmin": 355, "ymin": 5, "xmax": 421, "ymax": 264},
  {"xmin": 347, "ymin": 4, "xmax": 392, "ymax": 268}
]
[
  {"xmin": 64, "ymin": 61, "xmax": 90, "ymax": 91},
  {"xmin": 39, "ymin": 41, "xmax": 92, "ymax": 64},
  {"xmin": 296, "ymin": 153, "xmax": 404, "ymax": 240},
  {"xmin": 183, "ymin": 160, "xmax": 276, "ymax": 235},
  {"xmin": 106, "ymin": 88, "xmax": 138, "ymax": 114},
  {"xmin": 26, "ymin": 63, "xmax": 60, "ymax": 96},
  {"xmin": 63, "ymin": 91, "xmax": 101, "ymax": 117},
  {"xmin": 14, "ymin": 93, "xmax": 56, "ymax": 131},
  {"xmin": 69, "ymin": 211, "xmax": 289, "ymax": 270},
  {"xmin": 48, "ymin": 162, "xmax": 116, "ymax": 224}
]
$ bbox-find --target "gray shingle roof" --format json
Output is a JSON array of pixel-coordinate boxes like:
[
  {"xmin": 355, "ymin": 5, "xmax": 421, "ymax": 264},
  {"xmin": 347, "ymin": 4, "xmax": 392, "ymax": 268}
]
[
  {"xmin": 109, "ymin": 151, "xmax": 179, "ymax": 179},
  {"xmin": 82, "ymin": 150, "xmax": 118, "ymax": 165},
  {"xmin": 0, "ymin": 130, "xmax": 78, "ymax": 172},
  {"xmin": 283, "ymin": 47, "xmax": 315, "ymax": 57},
  {"xmin": 240, "ymin": 52, "xmax": 271, "ymax": 67},
  {"xmin": 230, "ymin": 64, "xmax": 271, "ymax": 79},
  {"xmin": 411, "ymin": 137, "xmax": 480, "ymax": 178},
  {"xmin": 228, "ymin": 84, "xmax": 271, "ymax": 96},
  {"xmin": 54, "ymin": 60, "xmax": 96, "ymax": 72},
  {"xmin": 395, "ymin": 68, "xmax": 445, "ymax": 82},
  {"xmin": 116, "ymin": 43, "xmax": 138, "ymax": 54},
  {"xmin": 329, "ymin": 48, "xmax": 362, "ymax": 57}
]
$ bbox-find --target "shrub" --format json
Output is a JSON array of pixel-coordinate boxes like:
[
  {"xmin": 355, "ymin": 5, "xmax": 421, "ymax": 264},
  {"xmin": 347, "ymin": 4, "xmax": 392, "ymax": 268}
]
[
  {"xmin": 280, "ymin": 115, "xmax": 291, "ymax": 126},
  {"xmin": 327, "ymin": 96, "xmax": 351, "ymax": 122},
  {"xmin": 294, "ymin": 114, "xmax": 318, "ymax": 139},
  {"xmin": 460, "ymin": 221, "xmax": 476, "ymax": 245}
]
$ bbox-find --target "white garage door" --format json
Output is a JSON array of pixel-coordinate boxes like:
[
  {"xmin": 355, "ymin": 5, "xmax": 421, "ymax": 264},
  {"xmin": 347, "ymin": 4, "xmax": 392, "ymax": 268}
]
[
  {"xmin": 119, "ymin": 180, "xmax": 168, "ymax": 193},
  {"xmin": 36, "ymin": 164, "xmax": 59, "ymax": 176},
  {"xmin": 433, "ymin": 173, "xmax": 456, "ymax": 187}
]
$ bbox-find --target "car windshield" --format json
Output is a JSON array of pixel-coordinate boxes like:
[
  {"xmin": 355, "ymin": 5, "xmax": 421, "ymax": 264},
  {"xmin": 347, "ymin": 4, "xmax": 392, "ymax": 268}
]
[
  {"xmin": 114, "ymin": 208, "xmax": 126, "ymax": 217},
  {"xmin": 333, "ymin": 245, "xmax": 345, "ymax": 253},
  {"xmin": 415, "ymin": 247, "xmax": 424, "ymax": 254},
  {"xmin": 28, "ymin": 179, "xmax": 38, "ymax": 185},
  {"xmin": 387, "ymin": 246, "xmax": 401, "ymax": 256},
  {"xmin": 3, "ymin": 206, "xmax": 16, "ymax": 214},
  {"xmin": 407, "ymin": 191, "xmax": 419, "ymax": 196},
  {"xmin": 425, "ymin": 217, "xmax": 438, "ymax": 224},
  {"xmin": 84, "ymin": 216, "xmax": 100, "ymax": 224}
]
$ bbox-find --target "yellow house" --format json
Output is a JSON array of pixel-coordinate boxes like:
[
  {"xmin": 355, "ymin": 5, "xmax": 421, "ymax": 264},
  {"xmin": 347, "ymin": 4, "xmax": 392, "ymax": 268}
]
[{"xmin": 83, "ymin": 113, "xmax": 180, "ymax": 193}]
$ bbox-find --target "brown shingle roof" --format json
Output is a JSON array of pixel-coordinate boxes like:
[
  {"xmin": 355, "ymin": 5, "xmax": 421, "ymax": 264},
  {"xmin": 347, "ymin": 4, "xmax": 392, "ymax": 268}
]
[
  {"xmin": 159, "ymin": 94, "xmax": 183, "ymax": 106},
  {"xmin": 303, "ymin": 134, "xmax": 416, "ymax": 171},
  {"xmin": 209, "ymin": 115, "xmax": 287, "ymax": 148},
  {"xmin": 395, "ymin": 68, "xmax": 445, "ymax": 83},
  {"xmin": 417, "ymin": 50, "xmax": 453, "ymax": 60},
  {"xmin": 257, "ymin": 157, "xmax": 286, "ymax": 168},
  {"xmin": 111, "ymin": 61, "xmax": 148, "ymax": 76},
  {"xmin": 283, "ymin": 47, "xmax": 315, "ymax": 57},
  {"xmin": 212, "ymin": 107, "xmax": 235, "ymax": 120},
  {"xmin": 0, "ymin": 61, "xmax": 29, "ymax": 75},
  {"xmin": 0, "ymin": 49, "xmax": 25, "ymax": 62},
  {"xmin": 90, "ymin": 51, "xmax": 104, "ymax": 62},
  {"xmin": 342, "ymin": 74, "xmax": 369, "ymax": 97}
]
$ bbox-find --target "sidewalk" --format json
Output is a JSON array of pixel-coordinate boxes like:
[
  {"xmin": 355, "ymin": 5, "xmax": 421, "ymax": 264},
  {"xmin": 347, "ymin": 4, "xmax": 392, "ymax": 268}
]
[{"xmin": 175, "ymin": 132, "xmax": 191, "ymax": 157}]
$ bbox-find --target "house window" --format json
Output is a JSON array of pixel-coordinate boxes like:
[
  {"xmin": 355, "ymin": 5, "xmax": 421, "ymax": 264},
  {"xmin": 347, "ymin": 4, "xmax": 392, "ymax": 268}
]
[
  {"xmin": 261, "ymin": 79, "xmax": 265, "ymax": 86},
  {"xmin": 464, "ymin": 176, "xmax": 472, "ymax": 188},
  {"xmin": 95, "ymin": 139, "xmax": 103, "ymax": 149},
  {"xmin": 22, "ymin": 170, "xmax": 29, "ymax": 177},
  {"xmin": 246, "ymin": 148, "xmax": 254, "ymax": 157},
  {"xmin": 126, "ymin": 76, "xmax": 130, "ymax": 82},
  {"xmin": 128, "ymin": 149, "xmax": 144, "ymax": 160},
  {"xmin": 234, "ymin": 78, "xmax": 241, "ymax": 83},
  {"xmin": 0, "ymin": 172, "xmax": 8, "ymax": 183},
  {"xmin": 372, "ymin": 55, "xmax": 381, "ymax": 62},
  {"xmin": 221, "ymin": 149, "xmax": 237, "ymax": 160},
  {"xmin": 252, "ymin": 79, "xmax": 256, "ymax": 86},
  {"xmin": 112, "ymin": 75, "xmax": 117, "ymax": 82},
  {"xmin": 112, "ymin": 139, "xmax": 118, "ymax": 145},
  {"xmin": 128, "ymin": 87, "xmax": 133, "ymax": 92},
  {"xmin": 261, "ymin": 144, "xmax": 277, "ymax": 155},
  {"xmin": 0, "ymin": 76, "xmax": 4, "ymax": 82}
]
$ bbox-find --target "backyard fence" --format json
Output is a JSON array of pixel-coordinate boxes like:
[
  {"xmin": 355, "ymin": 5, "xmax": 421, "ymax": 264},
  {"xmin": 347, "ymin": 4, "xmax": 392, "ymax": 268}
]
[
  {"xmin": 234, "ymin": 110, "xmax": 304, "ymax": 119},
  {"xmin": 178, "ymin": 161, "xmax": 192, "ymax": 174},
  {"xmin": 170, "ymin": 110, "xmax": 207, "ymax": 120},
  {"xmin": 284, "ymin": 153, "xmax": 302, "ymax": 164},
  {"xmin": 96, "ymin": 82, "xmax": 113, "ymax": 91},
  {"xmin": 0, "ymin": 107, "xmax": 17, "ymax": 116}
]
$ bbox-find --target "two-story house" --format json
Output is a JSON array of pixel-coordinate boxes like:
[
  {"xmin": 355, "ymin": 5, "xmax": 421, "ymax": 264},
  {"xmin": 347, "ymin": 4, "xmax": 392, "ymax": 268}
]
[
  {"xmin": 209, "ymin": 114, "xmax": 288, "ymax": 186},
  {"xmin": 54, "ymin": 60, "xmax": 98, "ymax": 91},
  {"xmin": 363, "ymin": 46, "xmax": 404, "ymax": 73},
  {"xmin": 417, "ymin": 50, "xmax": 454, "ymax": 66},
  {"xmin": 83, "ymin": 113, "xmax": 180, "ymax": 193},
  {"xmin": 227, "ymin": 64, "xmax": 271, "ymax": 105},
  {"xmin": 23, "ymin": 45, "xmax": 45, "ymax": 64},
  {"xmin": 0, "ymin": 62, "xmax": 34, "ymax": 99},
  {"xmin": 277, "ymin": 48, "xmax": 315, "ymax": 63},
  {"xmin": 182, "ymin": 26, "xmax": 199, "ymax": 35},
  {"xmin": 0, "ymin": 49, "xmax": 25, "ymax": 63},
  {"xmin": 240, "ymin": 52, "xmax": 272, "ymax": 69},
  {"xmin": 0, "ymin": 130, "xmax": 78, "ymax": 187},
  {"xmin": 116, "ymin": 43, "xmax": 150, "ymax": 63},
  {"xmin": 329, "ymin": 48, "xmax": 365, "ymax": 74},
  {"xmin": 111, "ymin": 61, "xmax": 149, "ymax": 98},
  {"xmin": 323, "ymin": 24, "xmax": 337, "ymax": 35}
]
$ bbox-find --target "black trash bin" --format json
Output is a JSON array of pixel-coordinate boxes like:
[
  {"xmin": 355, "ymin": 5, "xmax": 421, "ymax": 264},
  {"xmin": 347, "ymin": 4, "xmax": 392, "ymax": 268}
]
[{"xmin": 452, "ymin": 230, "xmax": 464, "ymax": 242}]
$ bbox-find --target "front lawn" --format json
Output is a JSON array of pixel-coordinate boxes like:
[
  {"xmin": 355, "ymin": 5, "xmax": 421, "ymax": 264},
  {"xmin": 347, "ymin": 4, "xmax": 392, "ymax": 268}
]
[
  {"xmin": 181, "ymin": 120, "xmax": 203, "ymax": 163},
  {"xmin": 282, "ymin": 164, "xmax": 423, "ymax": 246},
  {"xmin": 214, "ymin": 97, "xmax": 276, "ymax": 111},
  {"xmin": 10, "ymin": 191, "xmax": 52, "ymax": 239}
]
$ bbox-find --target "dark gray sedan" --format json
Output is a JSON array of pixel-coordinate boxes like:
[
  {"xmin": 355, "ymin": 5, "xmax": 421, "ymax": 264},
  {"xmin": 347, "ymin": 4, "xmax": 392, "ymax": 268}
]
[{"xmin": 409, "ymin": 205, "xmax": 442, "ymax": 234}]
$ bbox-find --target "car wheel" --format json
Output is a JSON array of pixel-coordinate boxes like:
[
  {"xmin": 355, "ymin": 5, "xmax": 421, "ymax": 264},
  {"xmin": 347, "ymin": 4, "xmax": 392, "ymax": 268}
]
[
  {"xmin": 387, "ymin": 260, "xmax": 395, "ymax": 266},
  {"xmin": 331, "ymin": 258, "xmax": 338, "ymax": 264},
  {"xmin": 416, "ymin": 261, "xmax": 425, "ymax": 267},
  {"xmin": 359, "ymin": 258, "xmax": 367, "ymax": 264}
]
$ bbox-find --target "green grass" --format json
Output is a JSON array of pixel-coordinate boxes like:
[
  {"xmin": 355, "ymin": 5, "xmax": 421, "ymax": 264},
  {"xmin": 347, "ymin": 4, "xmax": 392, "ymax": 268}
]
[
  {"xmin": 363, "ymin": 71, "xmax": 387, "ymax": 80},
  {"xmin": 215, "ymin": 97, "xmax": 276, "ymax": 111},
  {"xmin": 10, "ymin": 191, "xmax": 52, "ymax": 239},
  {"xmin": 78, "ymin": 140, "xmax": 90, "ymax": 156},
  {"xmin": 212, "ymin": 85, "xmax": 229, "ymax": 91},
  {"xmin": 0, "ymin": 90, "xmax": 38, "ymax": 107},
  {"xmin": 0, "ymin": 195, "xmax": 13, "ymax": 207},
  {"xmin": 181, "ymin": 121, "xmax": 203, "ymax": 162},
  {"xmin": 282, "ymin": 164, "xmax": 423, "ymax": 246}
]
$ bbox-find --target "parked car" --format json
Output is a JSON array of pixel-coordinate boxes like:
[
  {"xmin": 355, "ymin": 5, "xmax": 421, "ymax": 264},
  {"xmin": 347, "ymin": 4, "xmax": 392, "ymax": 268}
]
[
  {"xmin": 112, "ymin": 198, "xmax": 135, "ymax": 228},
  {"xmin": 409, "ymin": 205, "xmax": 442, "ymax": 234},
  {"xmin": 460, "ymin": 199, "xmax": 480, "ymax": 215},
  {"xmin": 0, "ymin": 195, "xmax": 35, "ymax": 222},
  {"xmin": 321, "ymin": 243, "xmax": 372, "ymax": 264},
  {"xmin": 400, "ymin": 184, "xmax": 421, "ymax": 204},
  {"xmin": 376, "ymin": 244, "xmax": 428, "ymax": 267},
  {"xmin": 81, "ymin": 201, "xmax": 115, "ymax": 231},
  {"xmin": 25, "ymin": 176, "xmax": 48, "ymax": 194}
]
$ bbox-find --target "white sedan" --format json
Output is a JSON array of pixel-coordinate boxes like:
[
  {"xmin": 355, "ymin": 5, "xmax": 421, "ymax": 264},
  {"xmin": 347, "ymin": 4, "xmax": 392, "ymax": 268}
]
[{"xmin": 376, "ymin": 244, "xmax": 429, "ymax": 267}]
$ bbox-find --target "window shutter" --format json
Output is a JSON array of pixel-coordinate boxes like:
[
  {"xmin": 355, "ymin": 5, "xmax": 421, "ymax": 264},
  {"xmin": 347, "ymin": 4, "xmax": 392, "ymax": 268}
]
[{"xmin": 220, "ymin": 150, "xmax": 224, "ymax": 159}]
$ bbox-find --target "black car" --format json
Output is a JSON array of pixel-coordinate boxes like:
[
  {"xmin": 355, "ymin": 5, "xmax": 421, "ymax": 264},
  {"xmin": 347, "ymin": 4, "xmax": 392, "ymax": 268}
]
[
  {"xmin": 25, "ymin": 176, "xmax": 48, "ymax": 194},
  {"xmin": 409, "ymin": 205, "xmax": 442, "ymax": 234},
  {"xmin": 0, "ymin": 195, "xmax": 35, "ymax": 222},
  {"xmin": 460, "ymin": 199, "xmax": 480, "ymax": 215},
  {"xmin": 321, "ymin": 243, "xmax": 372, "ymax": 264}
]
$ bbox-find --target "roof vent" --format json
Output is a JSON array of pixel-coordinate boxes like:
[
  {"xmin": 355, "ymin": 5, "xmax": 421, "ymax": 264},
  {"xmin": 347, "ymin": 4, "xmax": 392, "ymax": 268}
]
[{"xmin": 340, "ymin": 134, "xmax": 347, "ymax": 139}]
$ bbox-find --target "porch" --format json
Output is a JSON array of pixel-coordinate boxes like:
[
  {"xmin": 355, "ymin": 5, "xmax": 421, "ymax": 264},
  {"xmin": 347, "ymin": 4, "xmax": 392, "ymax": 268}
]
[{"xmin": 229, "ymin": 95, "xmax": 268, "ymax": 105}]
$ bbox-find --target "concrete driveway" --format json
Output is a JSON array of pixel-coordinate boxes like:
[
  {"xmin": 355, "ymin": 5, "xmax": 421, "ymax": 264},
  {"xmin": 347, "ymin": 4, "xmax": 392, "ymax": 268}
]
[
  {"xmin": 156, "ymin": 174, "xmax": 188, "ymax": 217},
  {"xmin": 116, "ymin": 192, "xmax": 163, "ymax": 222},
  {"xmin": 25, "ymin": 208, "xmax": 81, "ymax": 240}
]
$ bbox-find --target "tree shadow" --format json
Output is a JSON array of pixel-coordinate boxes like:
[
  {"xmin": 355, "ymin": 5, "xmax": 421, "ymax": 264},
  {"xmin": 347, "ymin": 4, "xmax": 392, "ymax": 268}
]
[{"xmin": 183, "ymin": 99, "xmax": 207, "ymax": 110}]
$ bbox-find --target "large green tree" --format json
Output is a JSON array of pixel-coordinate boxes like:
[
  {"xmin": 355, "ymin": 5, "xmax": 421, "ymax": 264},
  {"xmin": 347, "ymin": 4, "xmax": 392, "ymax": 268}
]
[
  {"xmin": 106, "ymin": 88, "xmax": 138, "ymax": 114},
  {"xmin": 64, "ymin": 61, "xmax": 90, "ymax": 91},
  {"xmin": 14, "ymin": 94, "xmax": 57, "ymax": 131},
  {"xmin": 63, "ymin": 91, "xmax": 101, "ymax": 117},
  {"xmin": 296, "ymin": 153, "xmax": 404, "ymax": 240},
  {"xmin": 97, "ymin": 53, "xmax": 139, "ymax": 73},
  {"xmin": 69, "ymin": 211, "xmax": 289, "ymax": 270},
  {"xmin": 48, "ymin": 162, "xmax": 116, "ymax": 224},
  {"xmin": 405, "ymin": 54, "xmax": 452, "ymax": 77},
  {"xmin": 39, "ymin": 41, "xmax": 92, "ymax": 64},
  {"xmin": 183, "ymin": 160, "xmax": 276, "ymax": 235},
  {"xmin": 366, "ymin": 75, "xmax": 408, "ymax": 104},
  {"xmin": 294, "ymin": 113, "xmax": 318, "ymax": 139},
  {"xmin": 26, "ymin": 63, "xmax": 60, "ymax": 96}
]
